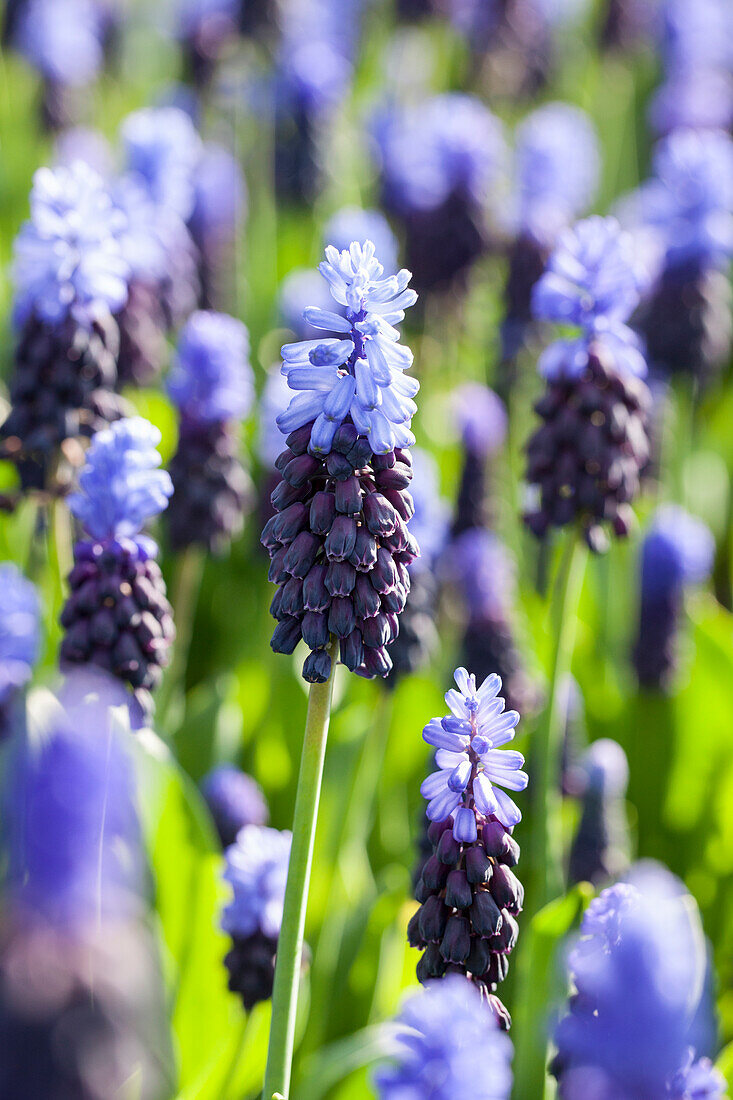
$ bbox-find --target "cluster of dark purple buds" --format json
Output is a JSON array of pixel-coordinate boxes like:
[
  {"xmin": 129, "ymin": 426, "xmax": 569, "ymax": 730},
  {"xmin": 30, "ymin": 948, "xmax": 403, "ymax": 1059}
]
[
  {"xmin": 500, "ymin": 233, "xmax": 549, "ymax": 366},
  {"xmin": 401, "ymin": 191, "xmax": 486, "ymax": 298},
  {"xmin": 224, "ymin": 932, "xmax": 278, "ymax": 1010},
  {"xmin": 60, "ymin": 538, "xmax": 175, "ymax": 716},
  {"xmin": 524, "ymin": 343, "xmax": 651, "ymax": 553},
  {"xmin": 167, "ymin": 418, "xmax": 252, "ymax": 554},
  {"xmin": 115, "ymin": 281, "xmax": 169, "ymax": 389},
  {"xmin": 262, "ymin": 418, "xmax": 418, "ymax": 684},
  {"xmin": 408, "ymin": 815, "xmax": 523, "ymax": 1029},
  {"xmin": 0, "ymin": 313, "xmax": 128, "ymax": 492},
  {"xmin": 638, "ymin": 257, "xmax": 732, "ymax": 388}
]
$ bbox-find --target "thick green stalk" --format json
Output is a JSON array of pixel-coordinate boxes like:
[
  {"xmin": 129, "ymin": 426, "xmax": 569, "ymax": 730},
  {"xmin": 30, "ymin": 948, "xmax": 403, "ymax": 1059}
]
[
  {"xmin": 305, "ymin": 688, "xmax": 393, "ymax": 1054},
  {"xmin": 530, "ymin": 532, "xmax": 588, "ymax": 911},
  {"xmin": 262, "ymin": 641, "xmax": 338, "ymax": 1100}
]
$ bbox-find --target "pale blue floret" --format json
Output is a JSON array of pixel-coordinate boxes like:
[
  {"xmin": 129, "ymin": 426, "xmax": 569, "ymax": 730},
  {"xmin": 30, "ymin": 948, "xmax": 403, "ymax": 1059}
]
[
  {"xmin": 532, "ymin": 216, "xmax": 648, "ymax": 381},
  {"xmin": 13, "ymin": 161, "xmax": 130, "ymax": 329},
  {"xmin": 16, "ymin": 0, "xmax": 104, "ymax": 86},
  {"xmin": 374, "ymin": 974, "xmax": 513, "ymax": 1100},
  {"xmin": 68, "ymin": 417, "xmax": 173, "ymax": 541},
  {"xmin": 277, "ymin": 240, "xmax": 419, "ymax": 455},
  {"xmin": 221, "ymin": 824, "xmax": 292, "ymax": 940},
  {"xmin": 421, "ymin": 667, "xmax": 527, "ymax": 838}
]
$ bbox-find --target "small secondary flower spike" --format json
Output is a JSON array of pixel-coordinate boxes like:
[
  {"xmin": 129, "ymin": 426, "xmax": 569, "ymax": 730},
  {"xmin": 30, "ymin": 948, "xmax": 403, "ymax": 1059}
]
[
  {"xmin": 524, "ymin": 215, "xmax": 652, "ymax": 552},
  {"xmin": 60, "ymin": 418, "xmax": 175, "ymax": 714},
  {"xmin": 221, "ymin": 824, "xmax": 294, "ymax": 1009},
  {"xmin": 167, "ymin": 310, "xmax": 254, "ymax": 553},
  {"xmin": 0, "ymin": 162, "xmax": 131, "ymax": 490},
  {"xmin": 410, "ymin": 668, "xmax": 528, "ymax": 1028}
]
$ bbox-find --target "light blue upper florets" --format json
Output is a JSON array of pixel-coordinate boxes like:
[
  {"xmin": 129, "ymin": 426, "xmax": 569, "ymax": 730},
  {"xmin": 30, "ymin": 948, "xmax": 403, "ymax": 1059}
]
[
  {"xmin": 511, "ymin": 103, "xmax": 599, "ymax": 245},
  {"xmin": 532, "ymin": 216, "xmax": 647, "ymax": 380},
  {"xmin": 13, "ymin": 161, "xmax": 130, "ymax": 329},
  {"xmin": 0, "ymin": 564, "xmax": 40, "ymax": 706},
  {"xmin": 68, "ymin": 417, "xmax": 173, "ymax": 542},
  {"xmin": 16, "ymin": 0, "xmax": 104, "ymax": 85},
  {"xmin": 421, "ymin": 667, "xmax": 527, "ymax": 841},
  {"xmin": 374, "ymin": 975, "xmax": 513, "ymax": 1100},
  {"xmin": 556, "ymin": 864, "xmax": 721, "ymax": 1099},
  {"xmin": 168, "ymin": 311, "xmax": 254, "ymax": 423},
  {"xmin": 374, "ymin": 94, "xmax": 506, "ymax": 215},
  {"xmin": 221, "ymin": 824, "xmax": 292, "ymax": 939},
  {"xmin": 277, "ymin": 240, "xmax": 419, "ymax": 455},
  {"xmin": 121, "ymin": 106, "xmax": 203, "ymax": 222},
  {"xmin": 640, "ymin": 130, "xmax": 733, "ymax": 268}
]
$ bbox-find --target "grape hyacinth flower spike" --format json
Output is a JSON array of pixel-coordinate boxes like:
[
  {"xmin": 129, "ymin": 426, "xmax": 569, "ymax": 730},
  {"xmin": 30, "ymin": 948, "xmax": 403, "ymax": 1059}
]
[
  {"xmin": 633, "ymin": 505, "xmax": 715, "ymax": 691},
  {"xmin": 167, "ymin": 311, "xmax": 254, "ymax": 554},
  {"xmin": 0, "ymin": 564, "xmax": 40, "ymax": 739},
  {"xmin": 637, "ymin": 130, "xmax": 733, "ymax": 386},
  {"xmin": 410, "ymin": 668, "xmax": 528, "ymax": 1028},
  {"xmin": 1, "ymin": 162, "xmax": 131, "ymax": 492},
  {"xmin": 261, "ymin": 240, "xmax": 420, "ymax": 684},
  {"xmin": 553, "ymin": 865, "xmax": 726, "ymax": 1098},
  {"xmin": 374, "ymin": 975, "xmax": 514, "ymax": 1099},
  {"xmin": 524, "ymin": 215, "xmax": 652, "ymax": 553},
  {"xmin": 221, "ymin": 825, "xmax": 295, "ymax": 1010},
  {"xmin": 60, "ymin": 418, "xmax": 175, "ymax": 716}
]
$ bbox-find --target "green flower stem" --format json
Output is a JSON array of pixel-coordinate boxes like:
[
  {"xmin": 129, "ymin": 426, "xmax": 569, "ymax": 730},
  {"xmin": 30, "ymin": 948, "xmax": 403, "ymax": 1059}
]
[
  {"xmin": 262, "ymin": 640, "xmax": 338, "ymax": 1100},
  {"xmin": 530, "ymin": 532, "xmax": 587, "ymax": 910},
  {"xmin": 305, "ymin": 688, "xmax": 393, "ymax": 1054}
]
